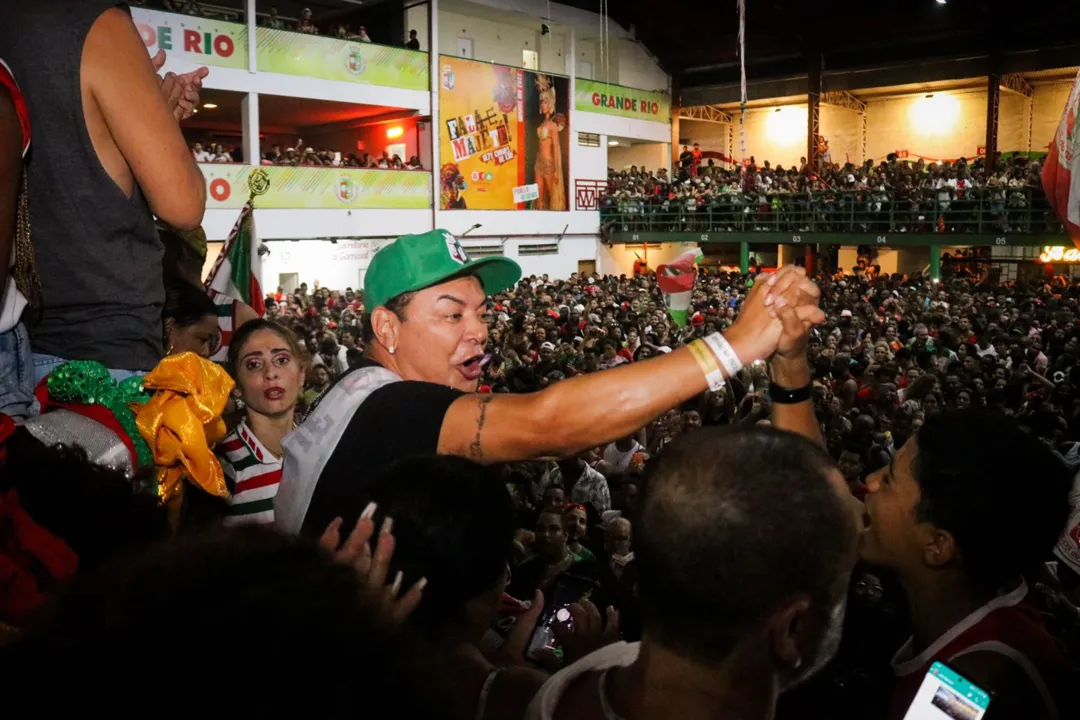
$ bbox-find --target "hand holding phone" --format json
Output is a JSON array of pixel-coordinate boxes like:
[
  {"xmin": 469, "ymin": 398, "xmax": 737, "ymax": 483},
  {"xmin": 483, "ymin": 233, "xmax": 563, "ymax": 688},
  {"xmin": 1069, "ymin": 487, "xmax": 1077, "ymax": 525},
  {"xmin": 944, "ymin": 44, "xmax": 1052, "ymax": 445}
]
[
  {"xmin": 903, "ymin": 661, "xmax": 990, "ymax": 720},
  {"xmin": 525, "ymin": 574, "xmax": 610, "ymax": 663}
]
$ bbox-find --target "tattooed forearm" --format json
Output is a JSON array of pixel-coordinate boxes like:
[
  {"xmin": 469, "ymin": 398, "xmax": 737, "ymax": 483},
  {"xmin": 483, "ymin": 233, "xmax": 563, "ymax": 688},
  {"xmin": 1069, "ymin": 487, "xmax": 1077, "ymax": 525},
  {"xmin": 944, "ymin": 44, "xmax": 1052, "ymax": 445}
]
[{"xmin": 468, "ymin": 395, "xmax": 494, "ymax": 459}]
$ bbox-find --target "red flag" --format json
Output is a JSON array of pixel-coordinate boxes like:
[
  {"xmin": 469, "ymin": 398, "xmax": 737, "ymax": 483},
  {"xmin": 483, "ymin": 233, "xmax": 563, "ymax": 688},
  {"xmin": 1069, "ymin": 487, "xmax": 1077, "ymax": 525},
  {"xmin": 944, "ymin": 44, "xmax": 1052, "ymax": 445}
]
[{"xmin": 1042, "ymin": 68, "xmax": 1080, "ymax": 246}]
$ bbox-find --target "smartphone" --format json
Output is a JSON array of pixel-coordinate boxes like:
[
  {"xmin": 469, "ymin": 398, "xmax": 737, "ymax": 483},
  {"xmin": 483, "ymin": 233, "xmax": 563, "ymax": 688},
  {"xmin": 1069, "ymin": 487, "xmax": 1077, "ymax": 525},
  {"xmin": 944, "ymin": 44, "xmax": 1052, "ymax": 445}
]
[
  {"xmin": 903, "ymin": 661, "xmax": 991, "ymax": 720},
  {"xmin": 525, "ymin": 574, "xmax": 599, "ymax": 662}
]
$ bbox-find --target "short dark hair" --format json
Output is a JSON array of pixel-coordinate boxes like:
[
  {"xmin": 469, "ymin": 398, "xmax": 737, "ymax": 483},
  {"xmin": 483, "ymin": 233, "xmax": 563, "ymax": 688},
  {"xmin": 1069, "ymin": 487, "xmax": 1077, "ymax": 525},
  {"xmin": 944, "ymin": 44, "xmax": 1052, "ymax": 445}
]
[
  {"xmin": 361, "ymin": 291, "xmax": 415, "ymax": 343},
  {"xmin": 364, "ymin": 457, "xmax": 516, "ymax": 638},
  {"xmin": 635, "ymin": 426, "xmax": 853, "ymax": 664},
  {"xmin": 7, "ymin": 528, "xmax": 445, "ymax": 715},
  {"xmin": 913, "ymin": 410, "xmax": 1072, "ymax": 589},
  {"xmin": 163, "ymin": 281, "xmax": 216, "ymax": 329}
]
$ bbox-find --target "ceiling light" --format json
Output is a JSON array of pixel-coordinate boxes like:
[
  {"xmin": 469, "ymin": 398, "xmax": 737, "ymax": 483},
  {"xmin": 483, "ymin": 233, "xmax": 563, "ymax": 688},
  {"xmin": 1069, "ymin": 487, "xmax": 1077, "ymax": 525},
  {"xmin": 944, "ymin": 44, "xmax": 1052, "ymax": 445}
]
[
  {"xmin": 192, "ymin": 108, "xmax": 198, "ymax": 114},
  {"xmin": 935, "ymin": 0, "xmax": 947, "ymax": 5},
  {"xmin": 203, "ymin": 103, "xmax": 218, "ymax": 109},
  {"xmin": 386, "ymin": 126, "xmax": 404, "ymax": 139},
  {"xmin": 608, "ymin": 140, "xmax": 619, "ymax": 146}
]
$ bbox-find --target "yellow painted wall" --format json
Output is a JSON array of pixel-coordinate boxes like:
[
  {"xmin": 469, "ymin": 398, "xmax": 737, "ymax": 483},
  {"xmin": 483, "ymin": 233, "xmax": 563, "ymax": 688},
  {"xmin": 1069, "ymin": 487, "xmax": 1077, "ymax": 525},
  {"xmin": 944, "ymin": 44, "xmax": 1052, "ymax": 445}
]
[
  {"xmin": 865, "ymin": 90, "xmax": 988, "ymax": 162},
  {"xmin": 729, "ymin": 105, "xmax": 807, "ymax": 169},
  {"xmin": 608, "ymin": 142, "xmax": 669, "ymax": 172},
  {"xmin": 1031, "ymin": 81, "xmax": 1073, "ymax": 154},
  {"xmin": 738, "ymin": 103, "xmax": 865, "ymax": 168},
  {"xmin": 680, "ymin": 119, "xmax": 732, "ymax": 164},
  {"xmin": 821, "ymin": 105, "xmax": 862, "ymax": 165},
  {"xmin": 684, "ymin": 78, "xmax": 1072, "ymax": 172},
  {"xmin": 999, "ymin": 92, "xmax": 1030, "ymax": 153},
  {"xmin": 838, "ymin": 246, "xmax": 860, "ymax": 274}
]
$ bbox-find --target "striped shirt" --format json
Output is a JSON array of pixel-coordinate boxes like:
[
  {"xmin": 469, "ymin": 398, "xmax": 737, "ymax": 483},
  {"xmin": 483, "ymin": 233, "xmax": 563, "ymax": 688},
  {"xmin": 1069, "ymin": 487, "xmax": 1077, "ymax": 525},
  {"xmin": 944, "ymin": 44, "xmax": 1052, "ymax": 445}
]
[
  {"xmin": 218, "ymin": 420, "xmax": 282, "ymax": 526},
  {"xmin": 207, "ymin": 289, "xmax": 237, "ymax": 363}
]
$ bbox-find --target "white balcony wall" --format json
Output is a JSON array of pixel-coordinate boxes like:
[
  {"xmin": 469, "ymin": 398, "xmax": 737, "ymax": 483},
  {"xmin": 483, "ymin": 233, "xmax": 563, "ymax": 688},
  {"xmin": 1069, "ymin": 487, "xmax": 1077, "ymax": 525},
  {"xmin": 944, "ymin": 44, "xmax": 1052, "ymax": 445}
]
[
  {"xmin": 248, "ymin": 236, "xmax": 601, "ymax": 290},
  {"xmin": 201, "ymin": 208, "xmax": 433, "ymax": 242},
  {"xmin": 575, "ymin": 110, "xmax": 670, "ymax": 143}
]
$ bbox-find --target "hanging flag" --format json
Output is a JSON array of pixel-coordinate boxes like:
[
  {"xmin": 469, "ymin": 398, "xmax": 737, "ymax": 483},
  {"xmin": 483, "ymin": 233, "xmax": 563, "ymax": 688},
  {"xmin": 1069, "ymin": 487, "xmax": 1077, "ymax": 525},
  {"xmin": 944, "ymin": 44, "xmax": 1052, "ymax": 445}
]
[
  {"xmin": 204, "ymin": 200, "xmax": 266, "ymax": 316},
  {"xmin": 1042, "ymin": 67, "xmax": 1080, "ymax": 245},
  {"xmin": 656, "ymin": 248, "xmax": 703, "ymax": 327}
]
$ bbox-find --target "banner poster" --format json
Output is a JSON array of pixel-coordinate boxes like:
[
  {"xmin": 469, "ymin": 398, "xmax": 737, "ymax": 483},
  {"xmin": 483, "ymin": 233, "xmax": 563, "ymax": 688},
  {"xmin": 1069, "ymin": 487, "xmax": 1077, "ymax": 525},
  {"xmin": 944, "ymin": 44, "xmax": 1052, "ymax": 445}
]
[
  {"xmin": 256, "ymin": 28, "xmax": 429, "ymax": 90},
  {"xmin": 439, "ymin": 57, "xmax": 570, "ymax": 211},
  {"xmin": 133, "ymin": 8, "xmax": 248, "ymax": 70},
  {"xmin": 199, "ymin": 165, "xmax": 432, "ymax": 210}
]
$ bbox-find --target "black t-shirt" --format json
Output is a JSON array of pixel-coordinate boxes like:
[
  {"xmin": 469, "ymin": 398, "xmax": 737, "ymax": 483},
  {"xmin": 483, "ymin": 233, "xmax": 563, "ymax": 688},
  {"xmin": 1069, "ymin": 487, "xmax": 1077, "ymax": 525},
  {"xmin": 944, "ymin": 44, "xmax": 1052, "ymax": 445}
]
[
  {"xmin": 406, "ymin": 38, "xmax": 420, "ymax": 50},
  {"xmin": 299, "ymin": 360, "xmax": 463, "ymax": 537},
  {"xmin": 679, "ymin": 150, "xmax": 693, "ymax": 169}
]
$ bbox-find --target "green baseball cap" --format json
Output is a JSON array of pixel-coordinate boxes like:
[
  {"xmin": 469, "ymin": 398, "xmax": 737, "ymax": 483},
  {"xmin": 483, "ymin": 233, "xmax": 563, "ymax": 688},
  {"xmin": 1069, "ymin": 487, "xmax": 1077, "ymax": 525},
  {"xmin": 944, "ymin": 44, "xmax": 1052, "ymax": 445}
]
[{"xmin": 364, "ymin": 229, "xmax": 522, "ymax": 309}]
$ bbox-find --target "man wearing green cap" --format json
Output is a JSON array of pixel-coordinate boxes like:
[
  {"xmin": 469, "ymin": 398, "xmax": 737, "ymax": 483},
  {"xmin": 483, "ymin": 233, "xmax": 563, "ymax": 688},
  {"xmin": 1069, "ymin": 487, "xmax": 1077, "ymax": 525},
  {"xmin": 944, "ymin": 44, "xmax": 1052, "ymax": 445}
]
[{"xmin": 276, "ymin": 229, "xmax": 824, "ymax": 538}]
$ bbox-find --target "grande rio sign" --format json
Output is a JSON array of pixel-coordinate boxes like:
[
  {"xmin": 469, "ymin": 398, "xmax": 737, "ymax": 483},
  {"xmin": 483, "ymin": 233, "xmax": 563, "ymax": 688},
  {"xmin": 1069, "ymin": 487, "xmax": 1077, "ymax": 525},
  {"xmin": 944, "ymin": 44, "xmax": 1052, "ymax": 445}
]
[{"xmin": 575, "ymin": 79, "xmax": 671, "ymax": 124}]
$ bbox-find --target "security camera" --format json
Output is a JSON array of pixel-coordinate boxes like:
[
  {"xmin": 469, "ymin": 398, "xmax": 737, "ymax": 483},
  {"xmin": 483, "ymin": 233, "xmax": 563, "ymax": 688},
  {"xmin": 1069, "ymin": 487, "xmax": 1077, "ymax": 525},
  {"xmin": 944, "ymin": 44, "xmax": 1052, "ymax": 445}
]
[{"xmin": 541, "ymin": 23, "xmax": 550, "ymax": 35}]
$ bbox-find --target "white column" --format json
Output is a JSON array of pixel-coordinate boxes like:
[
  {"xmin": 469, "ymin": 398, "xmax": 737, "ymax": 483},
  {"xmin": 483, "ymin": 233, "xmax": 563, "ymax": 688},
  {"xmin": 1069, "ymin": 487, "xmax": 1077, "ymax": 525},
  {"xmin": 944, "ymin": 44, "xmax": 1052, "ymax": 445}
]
[
  {"xmin": 429, "ymin": 0, "xmax": 440, "ymax": 232},
  {"xmin": 568, "ymin": 26, "xmax": 575, "ymax": 211},
  {"xmin": 566, "ymin": 26, "xmax": 575, "ymax": 77},
  {"xmin": 246, "ymin": 0, "xmax": 257, "ymax": 73},
  {"xmin": 242, "ymin": 92, "xmax": 260, "ymax": 165}
]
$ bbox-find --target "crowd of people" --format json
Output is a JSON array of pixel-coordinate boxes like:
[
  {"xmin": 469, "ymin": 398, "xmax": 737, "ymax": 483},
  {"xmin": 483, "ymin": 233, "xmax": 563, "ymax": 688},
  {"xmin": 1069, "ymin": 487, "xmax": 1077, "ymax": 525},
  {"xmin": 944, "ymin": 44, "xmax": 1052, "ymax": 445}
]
[
  {"xmin": 2, "ymin": 4, "xmax": 1079, "ymax": 719},
  {"xmin": 189, "ymin": 142, "xmax": 425, "ymax": 170},
  {"xmin": 604, "ymin": 150, "xmax": 1060, "ymax": 235}
]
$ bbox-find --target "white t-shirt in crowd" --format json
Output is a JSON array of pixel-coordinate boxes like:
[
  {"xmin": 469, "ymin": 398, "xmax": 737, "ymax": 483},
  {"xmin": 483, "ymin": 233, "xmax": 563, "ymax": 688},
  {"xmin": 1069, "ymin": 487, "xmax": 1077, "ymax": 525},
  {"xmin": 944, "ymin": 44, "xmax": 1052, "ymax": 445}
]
[
  {"xmin": 526, "ymin": 642, "xmax": 641, "ymax": 720},
  {"xmin": 193, "ymin": 150, "xmax": 212, "ymax": 162},
  {"xmin": 602, "ymin": 439, "xmax": 643, "ymax": 475},
  {"xmin": 321, "ymin": 345, "xmax": 349, "ymax": 376}
]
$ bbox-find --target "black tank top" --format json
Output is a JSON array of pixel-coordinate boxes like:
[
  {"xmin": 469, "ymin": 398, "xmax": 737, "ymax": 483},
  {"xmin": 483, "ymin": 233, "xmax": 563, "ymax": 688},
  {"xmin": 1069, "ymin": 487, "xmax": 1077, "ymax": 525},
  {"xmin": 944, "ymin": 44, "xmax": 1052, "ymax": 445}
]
[{"xmin": 0, "ymin": 0, "xmax": 165, "ymax": 371}]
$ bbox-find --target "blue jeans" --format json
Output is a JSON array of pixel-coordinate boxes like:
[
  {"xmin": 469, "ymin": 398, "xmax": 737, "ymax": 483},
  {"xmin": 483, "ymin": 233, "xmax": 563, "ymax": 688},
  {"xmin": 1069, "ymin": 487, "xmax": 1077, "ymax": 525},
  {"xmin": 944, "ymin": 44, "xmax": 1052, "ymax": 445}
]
[
  {"xmin": 0, "ymin": 321, "xmax": 35, "ymax": 422},
  {"xmin": 32, "ymin": 353, "xmax": 143, "ymax": 385}
]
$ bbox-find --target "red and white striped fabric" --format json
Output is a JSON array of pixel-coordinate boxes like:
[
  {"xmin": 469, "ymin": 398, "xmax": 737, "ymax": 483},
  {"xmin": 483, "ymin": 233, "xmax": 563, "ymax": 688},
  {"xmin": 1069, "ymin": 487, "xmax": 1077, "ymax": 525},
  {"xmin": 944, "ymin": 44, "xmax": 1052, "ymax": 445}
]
[
  {"xmin": 1042, "ymin": 68, "xmax": 1080, "ymax": 244},
  {"xmin": 0, "ymin": 58, "xmax": 30, "ymax": 335},
  {"xmin": 0, "ymin": 58, "xmax": 30, "ymax": 157}
]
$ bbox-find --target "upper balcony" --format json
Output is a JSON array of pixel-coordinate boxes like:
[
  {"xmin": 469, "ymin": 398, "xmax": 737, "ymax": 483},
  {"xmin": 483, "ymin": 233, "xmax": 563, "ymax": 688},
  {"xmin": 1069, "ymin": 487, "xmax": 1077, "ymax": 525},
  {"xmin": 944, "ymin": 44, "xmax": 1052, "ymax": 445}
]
[
  {"xmin": 601, "ymin": 186, "xmax": 1068, "ymax": 249},
  {"xmin": 132, "ymin": 5, "xmax": 431, "ymax": 109}
]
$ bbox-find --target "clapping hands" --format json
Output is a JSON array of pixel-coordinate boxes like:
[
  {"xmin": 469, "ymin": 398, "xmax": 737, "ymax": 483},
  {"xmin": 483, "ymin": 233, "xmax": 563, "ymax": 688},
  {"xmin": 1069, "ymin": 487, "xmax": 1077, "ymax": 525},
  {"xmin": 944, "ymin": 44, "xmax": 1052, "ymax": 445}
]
[{"xmin": 152, "ymin": 49, "xmax": 209, "ymax": 122}]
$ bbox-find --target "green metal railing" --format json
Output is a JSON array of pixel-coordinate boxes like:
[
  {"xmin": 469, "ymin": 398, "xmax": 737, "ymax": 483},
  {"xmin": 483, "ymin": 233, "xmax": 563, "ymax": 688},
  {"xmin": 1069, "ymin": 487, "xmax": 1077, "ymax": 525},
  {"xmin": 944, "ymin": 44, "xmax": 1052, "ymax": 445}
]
[{"xmin": 599, "ymin": 188, "xmax": 1063, "ymax": 236}]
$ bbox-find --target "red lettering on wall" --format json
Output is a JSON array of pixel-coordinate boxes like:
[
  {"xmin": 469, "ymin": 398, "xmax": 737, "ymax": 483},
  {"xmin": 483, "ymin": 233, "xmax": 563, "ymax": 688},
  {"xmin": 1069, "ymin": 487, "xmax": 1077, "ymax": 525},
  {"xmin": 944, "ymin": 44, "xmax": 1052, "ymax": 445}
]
[
  {"xmin": 137, "ymin": 24, "xmax": 155, "ymax": 47},
  {"xmin": 592, "ymin": 92, "xmax": 601, "ymax": 107},
  {"xmin": 209, "ymin": 179, "xmax": 231, "ymax": 202},
  {"xmin": 214, "ymin": 35, "xmax": 235, "ymax": 58},
  {"xmin": 184, "ymin": 29, "xmax": 201, "ymax": 53}
]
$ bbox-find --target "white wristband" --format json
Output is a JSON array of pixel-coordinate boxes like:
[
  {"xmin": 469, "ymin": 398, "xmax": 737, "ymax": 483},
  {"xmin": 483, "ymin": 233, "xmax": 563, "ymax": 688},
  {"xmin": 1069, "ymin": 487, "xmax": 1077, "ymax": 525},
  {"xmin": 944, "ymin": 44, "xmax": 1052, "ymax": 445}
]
[
  {"xmin": 704, "ymin": 332, "xmax": 743, "ymax": 377},
  {"xmin": 688, "ymin": 340, "xmax": 726, "ymax": 392}
]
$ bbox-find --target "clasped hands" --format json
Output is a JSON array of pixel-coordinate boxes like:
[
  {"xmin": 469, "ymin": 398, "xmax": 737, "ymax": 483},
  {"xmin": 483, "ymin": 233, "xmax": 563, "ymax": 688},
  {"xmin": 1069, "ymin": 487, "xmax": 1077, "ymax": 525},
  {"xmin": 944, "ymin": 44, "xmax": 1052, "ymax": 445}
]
[{"xmin": 726, "ymin": 266, "xmax": 825, "ymax": 367}]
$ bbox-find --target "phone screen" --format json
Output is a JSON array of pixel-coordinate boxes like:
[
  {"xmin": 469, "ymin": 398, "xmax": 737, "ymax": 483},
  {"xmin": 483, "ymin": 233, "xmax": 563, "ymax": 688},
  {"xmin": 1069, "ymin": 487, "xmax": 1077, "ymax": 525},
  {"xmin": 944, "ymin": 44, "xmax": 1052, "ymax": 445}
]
[
  {"xmin": 525, "ymin": 574, "xmax": 598, "ymax": 661},
  {"xmin": 903, "ymin": 661, "xmax": 991, "ymax": 720}
]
